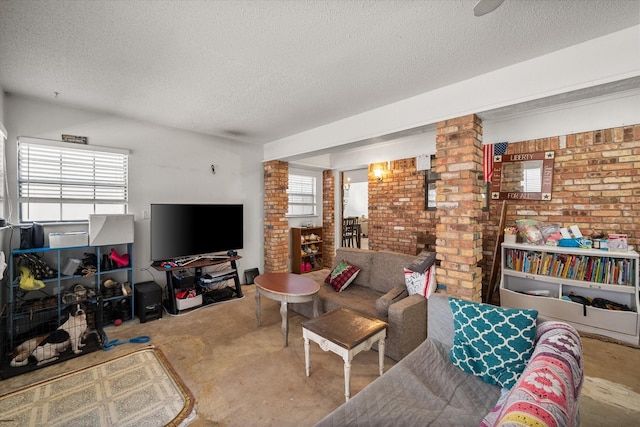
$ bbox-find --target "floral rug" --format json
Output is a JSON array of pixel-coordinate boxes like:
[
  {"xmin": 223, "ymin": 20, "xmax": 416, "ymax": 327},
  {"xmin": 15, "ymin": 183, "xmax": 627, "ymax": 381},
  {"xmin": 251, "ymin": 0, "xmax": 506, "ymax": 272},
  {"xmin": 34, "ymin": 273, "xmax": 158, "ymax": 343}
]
[{"xmin": 0, "ymin": 347, "xmax": 194, "ymax": 427}]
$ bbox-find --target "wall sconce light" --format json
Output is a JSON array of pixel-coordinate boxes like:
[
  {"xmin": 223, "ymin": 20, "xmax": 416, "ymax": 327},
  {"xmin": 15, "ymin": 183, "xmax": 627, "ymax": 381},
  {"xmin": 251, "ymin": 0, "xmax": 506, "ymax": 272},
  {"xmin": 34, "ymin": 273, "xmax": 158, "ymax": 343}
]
[
  {"xmin": 344, "ymin": 177, "xmax": 351, "ymax": 191},
  {"xmin": 373, "ymin": 161, "xmax": 390, "ymax": 181}
]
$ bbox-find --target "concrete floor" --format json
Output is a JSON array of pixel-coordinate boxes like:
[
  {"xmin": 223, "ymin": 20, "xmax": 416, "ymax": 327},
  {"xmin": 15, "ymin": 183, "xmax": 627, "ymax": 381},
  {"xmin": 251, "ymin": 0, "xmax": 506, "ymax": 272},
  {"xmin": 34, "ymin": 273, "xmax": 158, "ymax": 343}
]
[{"xmin": 2, "ymin": 285, "xmax": 639, "ymax": 426}]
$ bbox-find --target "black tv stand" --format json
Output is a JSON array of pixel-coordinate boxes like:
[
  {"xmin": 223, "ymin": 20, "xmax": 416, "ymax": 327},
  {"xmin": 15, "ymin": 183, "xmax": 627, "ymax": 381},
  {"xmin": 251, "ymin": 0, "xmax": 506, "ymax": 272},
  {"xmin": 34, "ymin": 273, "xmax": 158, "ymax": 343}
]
[{"xmin": 153, "ymin": 256, "xmax": 243, "ymax": 315}]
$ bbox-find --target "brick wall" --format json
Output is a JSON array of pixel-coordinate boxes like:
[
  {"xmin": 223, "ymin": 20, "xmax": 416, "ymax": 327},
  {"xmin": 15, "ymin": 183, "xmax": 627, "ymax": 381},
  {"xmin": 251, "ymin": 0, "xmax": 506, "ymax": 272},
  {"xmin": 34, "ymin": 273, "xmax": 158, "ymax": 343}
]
[
  {"xmin": 265, "ymin": 124, "xmax": 639, "ymax": 303},
  {"xmin": 434, "ymin": 114, "xmax": 485, "ymax": 301},
  {"xmin": 322, "ymin": 170, "xmax": 335, "ymax": 267},
  {"xmin": 367, "ymin": 159, "xmax": 438, "ymax": 255},
  {"xmin": 263, "ymin": 160, "xmax": 289, "ymax": 273},
  {"xmin": 482, "ymin": 124, "xmax": 640, "ymax": 302}
]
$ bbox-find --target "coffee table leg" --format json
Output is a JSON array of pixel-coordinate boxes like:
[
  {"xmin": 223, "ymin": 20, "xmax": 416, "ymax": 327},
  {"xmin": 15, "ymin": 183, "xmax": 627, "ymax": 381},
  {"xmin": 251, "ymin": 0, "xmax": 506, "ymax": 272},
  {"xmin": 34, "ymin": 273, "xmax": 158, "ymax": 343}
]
[
  {"xmin": 255, "ymin": 289, "xmax": 261, "ymax": 327},
  {"xmin": 303, "ymin": 331, "xmax": 310, "ymax": 376},
  {"xmin": 378, "ymin": 337, "xmax": 385, "ymax": 376},
  {"xmin": 343, "ymin": 356, "xmax": 352, "ymax": 401},
  {"xmin": 280, "ymin": 301, "xmax": 288, "ymax": 347}
]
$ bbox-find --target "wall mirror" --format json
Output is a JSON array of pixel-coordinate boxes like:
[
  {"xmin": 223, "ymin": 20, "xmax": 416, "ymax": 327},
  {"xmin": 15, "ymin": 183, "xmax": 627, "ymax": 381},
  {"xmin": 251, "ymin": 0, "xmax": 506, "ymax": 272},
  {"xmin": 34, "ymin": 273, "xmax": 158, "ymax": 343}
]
[{"xmin": 491, "ymin": 151, "xmax": 554, "ymax": 200}]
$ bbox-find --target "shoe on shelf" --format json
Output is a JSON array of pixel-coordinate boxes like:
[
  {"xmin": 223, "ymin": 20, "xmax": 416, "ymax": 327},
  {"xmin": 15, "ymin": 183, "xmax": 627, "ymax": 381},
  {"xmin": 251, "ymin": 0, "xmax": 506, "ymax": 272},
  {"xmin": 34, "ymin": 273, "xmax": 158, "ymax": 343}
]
[{"xmin": 103, "ymin": 278, "xmax": 119, "ymax": 288}]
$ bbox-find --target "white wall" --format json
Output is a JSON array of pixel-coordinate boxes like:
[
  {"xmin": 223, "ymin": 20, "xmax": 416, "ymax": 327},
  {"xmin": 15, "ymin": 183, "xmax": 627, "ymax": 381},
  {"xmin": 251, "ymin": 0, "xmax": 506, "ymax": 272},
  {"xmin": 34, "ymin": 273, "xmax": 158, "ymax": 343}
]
[
  {"xmin": 0, "ymin": 86, "xmax": 5, "ymax": 123},
  {"xmin": 4, "ymin": 94, "xmax": 264, "ymax": 287},
  {"xmin": 343, "ymin": 182, "xmax": 367, "ymax": 218}
]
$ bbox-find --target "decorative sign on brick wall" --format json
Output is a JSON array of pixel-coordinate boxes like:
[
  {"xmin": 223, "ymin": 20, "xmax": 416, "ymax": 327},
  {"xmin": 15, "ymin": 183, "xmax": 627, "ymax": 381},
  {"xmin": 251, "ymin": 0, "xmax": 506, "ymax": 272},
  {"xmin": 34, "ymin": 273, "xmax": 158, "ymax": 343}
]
[{"xmin": 491, "ymin": 151, "xmax": 554, "ymax": 200}]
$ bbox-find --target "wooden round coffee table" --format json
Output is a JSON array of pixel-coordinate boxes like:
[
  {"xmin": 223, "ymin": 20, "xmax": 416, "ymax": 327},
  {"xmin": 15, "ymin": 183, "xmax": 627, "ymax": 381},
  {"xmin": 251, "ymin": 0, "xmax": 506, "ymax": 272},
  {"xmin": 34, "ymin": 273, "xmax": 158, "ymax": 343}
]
[{"xmin": 254, "ymin": 273, "xmax": 320, "ymax": 347}]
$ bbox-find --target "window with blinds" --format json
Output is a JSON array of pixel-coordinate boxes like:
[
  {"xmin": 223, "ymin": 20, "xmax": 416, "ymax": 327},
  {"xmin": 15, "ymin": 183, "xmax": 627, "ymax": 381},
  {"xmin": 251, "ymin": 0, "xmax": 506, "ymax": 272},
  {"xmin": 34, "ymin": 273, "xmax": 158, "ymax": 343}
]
[
  {"xmin": 18, "ymin": 137, "xmax": 129, "ymax": 222},
  {"xmin": 287, "ymin": 174, "xmax": 316, "ymax": 216},
  {"xmin": 522, "ymin": 164, "xmax": 542, "ymax": 193}
]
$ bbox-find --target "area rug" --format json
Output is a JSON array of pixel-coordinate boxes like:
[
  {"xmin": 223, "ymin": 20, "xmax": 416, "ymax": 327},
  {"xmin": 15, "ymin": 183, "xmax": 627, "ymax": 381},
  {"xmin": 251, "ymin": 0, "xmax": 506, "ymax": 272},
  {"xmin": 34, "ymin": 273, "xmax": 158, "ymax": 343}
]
[
  {"xmin": 0, "ymin": 347, "xmax": 195, "ymax": 427},
  {"xmin": 582, "ymin": 376, "xmax": 640, "ymax": 412}
]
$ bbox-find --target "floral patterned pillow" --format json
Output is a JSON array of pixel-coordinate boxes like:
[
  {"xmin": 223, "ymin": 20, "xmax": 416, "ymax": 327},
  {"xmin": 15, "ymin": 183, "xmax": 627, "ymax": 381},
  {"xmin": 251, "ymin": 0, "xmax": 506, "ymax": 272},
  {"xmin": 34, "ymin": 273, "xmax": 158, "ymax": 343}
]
[{"xmin": 480, "ymin": 321, "xmax": 584, "ymax": 427}]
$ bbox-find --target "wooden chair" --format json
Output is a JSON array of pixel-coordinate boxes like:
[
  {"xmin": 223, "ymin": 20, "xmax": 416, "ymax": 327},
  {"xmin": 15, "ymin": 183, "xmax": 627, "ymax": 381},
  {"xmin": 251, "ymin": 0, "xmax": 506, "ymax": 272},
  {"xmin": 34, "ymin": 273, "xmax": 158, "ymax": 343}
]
[{"xmin": 342, "ymin": 217, "xmax": 361, "ymax": 248}]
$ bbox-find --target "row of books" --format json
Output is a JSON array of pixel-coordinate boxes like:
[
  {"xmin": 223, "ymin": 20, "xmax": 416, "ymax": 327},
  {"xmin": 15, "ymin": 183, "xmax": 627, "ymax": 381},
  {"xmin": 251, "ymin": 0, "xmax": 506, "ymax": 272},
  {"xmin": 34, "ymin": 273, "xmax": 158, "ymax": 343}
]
[{"xmin": 504, "ymin": 249, "xmax": 635, "ymax": 286}]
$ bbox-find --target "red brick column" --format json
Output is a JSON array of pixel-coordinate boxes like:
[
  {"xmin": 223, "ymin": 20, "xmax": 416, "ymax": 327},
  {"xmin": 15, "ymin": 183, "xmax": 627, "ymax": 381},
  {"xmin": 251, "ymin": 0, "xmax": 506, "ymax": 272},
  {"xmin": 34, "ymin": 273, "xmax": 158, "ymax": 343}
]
[
  {"xmin": 322, "ymin": 170, "xmax": 335, "ymax": 267},
  {"xmin": 263, "ymin": 160, "xmax": 289, "ymax": 273},
  {"xmin": 435, "ymin": 114, "xmax": 484, "ymax": 301}
]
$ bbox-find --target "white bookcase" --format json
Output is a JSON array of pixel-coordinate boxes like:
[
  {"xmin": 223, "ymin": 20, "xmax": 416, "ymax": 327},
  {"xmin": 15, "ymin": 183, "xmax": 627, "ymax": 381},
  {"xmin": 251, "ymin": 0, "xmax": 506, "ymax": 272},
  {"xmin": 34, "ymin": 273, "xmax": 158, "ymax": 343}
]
[{"xmin": 500, "ymin": 242, "xmax": 639, "ymax": 344}]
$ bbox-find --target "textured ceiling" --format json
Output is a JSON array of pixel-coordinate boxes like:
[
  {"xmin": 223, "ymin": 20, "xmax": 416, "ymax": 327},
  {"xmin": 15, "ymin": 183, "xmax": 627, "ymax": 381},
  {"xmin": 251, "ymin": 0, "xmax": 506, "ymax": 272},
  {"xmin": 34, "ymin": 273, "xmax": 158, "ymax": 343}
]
[{"xmin": 0, "ymin": 0, "xmax": 638, "ymax": 145}]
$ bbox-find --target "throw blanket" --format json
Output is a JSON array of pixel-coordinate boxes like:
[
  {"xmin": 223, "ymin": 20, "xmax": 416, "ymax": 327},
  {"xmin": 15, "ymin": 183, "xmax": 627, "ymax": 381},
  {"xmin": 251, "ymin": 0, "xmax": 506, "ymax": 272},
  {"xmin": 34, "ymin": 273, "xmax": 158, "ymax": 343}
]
[{"xmin": 481, "ymin": 321, "xmax": 584, "ymax": 427}]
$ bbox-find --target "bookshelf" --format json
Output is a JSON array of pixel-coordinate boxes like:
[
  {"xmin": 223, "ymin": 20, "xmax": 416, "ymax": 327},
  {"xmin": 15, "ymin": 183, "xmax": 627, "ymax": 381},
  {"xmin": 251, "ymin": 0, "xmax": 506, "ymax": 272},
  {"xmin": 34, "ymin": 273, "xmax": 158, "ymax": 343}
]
[
  {"xmin": 500, "ymin": 242, "xmax": 639, "ymax": 344},
  {"xmin": 291, "ymin": 227, "xmax": 324, "ymax": 274}
]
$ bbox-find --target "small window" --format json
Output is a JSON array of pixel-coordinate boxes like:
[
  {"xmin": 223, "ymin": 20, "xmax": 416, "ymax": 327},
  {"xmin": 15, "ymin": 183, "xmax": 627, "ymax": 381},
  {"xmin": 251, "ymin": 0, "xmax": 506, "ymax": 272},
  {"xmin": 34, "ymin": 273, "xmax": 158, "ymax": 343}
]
[
  {"xmin": 18, "ymin": 137, "xmax": 129, "ymax": 222},
  {"xmin": 287, "ymin": 174, "xmax": 316, "ymax": 217},
  {"xmin": 424, "ymin": 157, "xmax": 489, "ymax": 211},
  {"xmin": 425, "ymin": 155, "xmax": 440, "ymax": 210},
  {"xmin": 480, "ymin": 174, "xmax": 490, "ymax": 211}
]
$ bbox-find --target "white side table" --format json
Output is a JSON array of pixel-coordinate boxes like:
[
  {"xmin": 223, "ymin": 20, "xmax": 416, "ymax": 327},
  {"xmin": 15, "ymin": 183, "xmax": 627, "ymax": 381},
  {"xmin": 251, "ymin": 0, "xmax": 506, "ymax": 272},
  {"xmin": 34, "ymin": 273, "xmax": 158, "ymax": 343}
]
[{"xmin": 302, "ymin": 308, "xmax": 388, "ymax": 402}]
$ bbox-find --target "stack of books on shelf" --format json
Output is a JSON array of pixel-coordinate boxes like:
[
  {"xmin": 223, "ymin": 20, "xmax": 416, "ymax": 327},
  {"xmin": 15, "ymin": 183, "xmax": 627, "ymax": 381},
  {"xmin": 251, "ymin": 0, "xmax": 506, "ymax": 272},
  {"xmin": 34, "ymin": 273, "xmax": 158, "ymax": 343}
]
[{"xmin": 505, "ymin": 249, "xmax": 634, "ymax": 286}]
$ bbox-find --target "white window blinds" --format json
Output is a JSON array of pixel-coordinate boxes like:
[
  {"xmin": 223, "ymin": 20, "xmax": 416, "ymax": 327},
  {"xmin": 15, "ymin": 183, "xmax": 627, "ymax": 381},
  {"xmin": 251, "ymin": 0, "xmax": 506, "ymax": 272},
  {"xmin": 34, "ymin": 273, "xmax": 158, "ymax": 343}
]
[
  {"xmin": 522, "ymin": 163, "xmax": 542, "ymax": 193},
  {"xmin": 287, "ymin": 174, "xmax": 316, "ymax": 216},
  {"xmin": 18, "ymin": 137, "xmax": 129, "ymax": 222}
]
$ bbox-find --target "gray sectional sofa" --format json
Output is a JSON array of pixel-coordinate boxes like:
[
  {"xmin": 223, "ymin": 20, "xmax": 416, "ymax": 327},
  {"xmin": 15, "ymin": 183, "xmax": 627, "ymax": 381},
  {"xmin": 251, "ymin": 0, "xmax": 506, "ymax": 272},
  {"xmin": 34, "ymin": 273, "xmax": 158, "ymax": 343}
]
[
  {"xmin": 315, "ymin": 293, "xmax": 584, "ymax": 426},
  {"xmin": 291, "ymin": 247, "xmax": 427, "ymax": 361}
]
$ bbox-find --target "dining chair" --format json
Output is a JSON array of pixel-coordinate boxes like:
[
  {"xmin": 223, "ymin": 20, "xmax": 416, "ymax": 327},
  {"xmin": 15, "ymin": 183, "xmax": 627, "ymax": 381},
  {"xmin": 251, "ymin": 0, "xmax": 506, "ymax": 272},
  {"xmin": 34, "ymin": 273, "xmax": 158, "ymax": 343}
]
[{"xmin": 342, "ymin": 217, "xmax": 360, "ymax": 248}]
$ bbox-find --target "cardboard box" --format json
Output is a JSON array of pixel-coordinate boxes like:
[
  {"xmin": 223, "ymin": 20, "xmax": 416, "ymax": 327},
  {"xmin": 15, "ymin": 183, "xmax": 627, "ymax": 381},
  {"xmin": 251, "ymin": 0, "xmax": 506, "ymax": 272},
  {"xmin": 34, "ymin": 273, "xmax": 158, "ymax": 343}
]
[
  {"xmin": 608, "ymin": 234, "xmax": 628, "ymax": 252},
  {"xmin": 49, "ymin": 232, "xmax": 89, "ymax": 248},
  {"xmin": 175, "ymin": 294, "xmax": 203, "ymax": 310}
]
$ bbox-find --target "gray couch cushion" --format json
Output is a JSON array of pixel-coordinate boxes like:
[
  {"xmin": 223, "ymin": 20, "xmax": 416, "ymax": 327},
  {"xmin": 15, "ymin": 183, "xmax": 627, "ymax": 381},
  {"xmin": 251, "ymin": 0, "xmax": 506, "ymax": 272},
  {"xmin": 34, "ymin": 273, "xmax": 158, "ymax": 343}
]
[
  {"xmin": 375, "ymin": 285, "xmax": 408, "ymax": 318},
  {"xmin": 369, "ymin": 250, "xmax": 415, "ymax": 294},
  {"xmin": 315, "ymin": 337, "xmax": 501, "ymax": 426},
  {"xmin": 322, "ymin": 284, "xmax": 381, "ymax": 319}
]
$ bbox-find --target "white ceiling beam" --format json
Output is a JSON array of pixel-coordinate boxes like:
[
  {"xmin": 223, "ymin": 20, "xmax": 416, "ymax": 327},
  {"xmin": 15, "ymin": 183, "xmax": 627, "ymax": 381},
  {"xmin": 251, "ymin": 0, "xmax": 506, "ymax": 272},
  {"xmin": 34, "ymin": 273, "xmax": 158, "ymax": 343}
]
[{"xmin": 264, "ymin": 25, "xmax": 640, "ymax": 162}]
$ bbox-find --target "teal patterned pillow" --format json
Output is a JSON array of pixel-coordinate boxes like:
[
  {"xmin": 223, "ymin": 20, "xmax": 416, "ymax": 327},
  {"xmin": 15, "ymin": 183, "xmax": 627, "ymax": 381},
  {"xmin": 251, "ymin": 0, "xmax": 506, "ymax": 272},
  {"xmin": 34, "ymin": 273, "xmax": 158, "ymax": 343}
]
[{"xmin": 449, "ymin": 298, "xmax": 538, "ymax": 389}]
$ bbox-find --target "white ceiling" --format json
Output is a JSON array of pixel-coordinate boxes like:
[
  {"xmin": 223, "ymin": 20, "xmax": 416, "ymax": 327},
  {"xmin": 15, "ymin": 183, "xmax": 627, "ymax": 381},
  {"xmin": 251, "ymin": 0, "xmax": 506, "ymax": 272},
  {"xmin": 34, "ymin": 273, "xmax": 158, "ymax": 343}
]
[{"xmin": 1, "ymin": 0, "xmax": 639, "ymax": 145}]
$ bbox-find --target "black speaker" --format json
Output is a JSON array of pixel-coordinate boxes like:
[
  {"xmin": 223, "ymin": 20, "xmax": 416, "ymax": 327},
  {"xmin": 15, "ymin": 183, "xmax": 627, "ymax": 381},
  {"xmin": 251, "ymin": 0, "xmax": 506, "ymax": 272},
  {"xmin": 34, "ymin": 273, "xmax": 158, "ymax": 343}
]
[
  {"xmin": 135, "ymin": 281, "xmax": 163, "ymax": 323},
  {"xmin": 20, "ymin": 226, "xmax": 33, "ymax": 249},
  {"xmin": 19, "ymin": 223, "xmax": 45, "ymax": 249},
  {"xmin": 32, "ymin": 222, "xmax": 45, "ymax": 248},
  {"xmin": 244, "ymin": 268, "xmax": 260, "ymax": 285}
]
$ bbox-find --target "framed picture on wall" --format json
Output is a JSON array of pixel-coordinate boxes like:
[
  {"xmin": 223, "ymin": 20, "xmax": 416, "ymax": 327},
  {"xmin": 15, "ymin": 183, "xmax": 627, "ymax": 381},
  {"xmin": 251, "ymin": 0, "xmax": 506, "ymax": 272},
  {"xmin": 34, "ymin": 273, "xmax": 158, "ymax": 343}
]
[{"xmin": 491, "ymin": 151, "xmax": 554, "ymax": 201}]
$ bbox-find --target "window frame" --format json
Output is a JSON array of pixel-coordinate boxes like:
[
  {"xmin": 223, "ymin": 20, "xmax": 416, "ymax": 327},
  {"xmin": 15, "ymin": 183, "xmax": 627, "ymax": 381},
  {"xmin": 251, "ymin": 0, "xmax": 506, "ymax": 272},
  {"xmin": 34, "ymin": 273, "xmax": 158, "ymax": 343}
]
[
  {"xmin": 424, "ymin": 155, "xmax": 489, "ymax": 211},
  {"xmin": 286, "ymin": 173, "xmax": 317, "ymax": 217},
  {"xmin": 17, "ymin": 137, "xmax": 129, "ymax": 223}
]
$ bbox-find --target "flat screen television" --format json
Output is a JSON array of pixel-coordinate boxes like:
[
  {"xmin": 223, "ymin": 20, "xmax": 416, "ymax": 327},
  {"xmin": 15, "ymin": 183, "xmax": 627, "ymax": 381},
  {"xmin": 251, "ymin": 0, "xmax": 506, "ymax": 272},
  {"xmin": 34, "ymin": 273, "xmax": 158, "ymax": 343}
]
[{"xmin": 150, "ymin": 204, "xmax": 243, "ymax": 262}]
